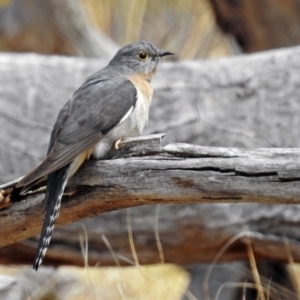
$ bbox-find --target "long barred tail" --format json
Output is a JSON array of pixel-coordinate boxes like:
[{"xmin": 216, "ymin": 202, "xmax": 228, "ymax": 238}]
[{"xmin": 33, "ymin": 164, "xmax": 71, "ymax": 271}]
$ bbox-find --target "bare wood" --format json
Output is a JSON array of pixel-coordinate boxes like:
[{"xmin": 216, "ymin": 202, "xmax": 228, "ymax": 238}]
[{"xmin": 2, "ymin": 135, "xmax": 300, "ymax": 265}]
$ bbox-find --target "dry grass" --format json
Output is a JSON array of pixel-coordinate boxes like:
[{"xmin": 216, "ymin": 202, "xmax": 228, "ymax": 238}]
[
  {"xmin": 0, "ymin": 264, "xmax": 190, "ymax": 300},
  {"xmin": 81, "ymin": 0, "xmax": 232, "ymax": 59},
  {"xmin": 1, "ymin": 229, "xmax": 300, "ymax": 299},
  {"xmin": 203, "ymin": 231, "xmax": 300, "ymax": 300}
]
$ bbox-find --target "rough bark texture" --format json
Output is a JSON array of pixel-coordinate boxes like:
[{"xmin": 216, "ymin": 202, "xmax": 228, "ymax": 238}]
[
  {"xmin": 1, "ymin": 46, "xmax": 300, "ymax": 267},
  {"xmin": 0, "ymin": 0, "xmax": 118, "ymax": 58},
  {"xmin": 2, "ymin": 136, "xmax": 300, "ymax": 265},
  {"xmin": 209, "ymin": 0, "xmax": 300, "ymax": 52}
]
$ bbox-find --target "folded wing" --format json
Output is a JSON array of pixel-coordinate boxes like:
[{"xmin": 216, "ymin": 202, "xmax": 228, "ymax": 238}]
[{"xmin": 16, "ymin": 76, "xmax": 137, "ymax": 190}]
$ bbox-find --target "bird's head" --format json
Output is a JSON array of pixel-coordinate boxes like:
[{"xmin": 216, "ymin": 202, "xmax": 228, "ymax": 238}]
[{"xmin": 108, "ymin": 41, "xmax": 174, "ymax": 81}]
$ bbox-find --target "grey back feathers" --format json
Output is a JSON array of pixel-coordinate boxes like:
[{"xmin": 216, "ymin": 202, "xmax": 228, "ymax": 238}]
[{"xmin": 18, "ymin": 78, "xmax": 137, "ymax": 190}]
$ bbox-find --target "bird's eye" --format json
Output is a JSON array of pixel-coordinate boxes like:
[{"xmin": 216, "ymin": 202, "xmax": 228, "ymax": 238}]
[{"xmin": 138, "ymin": 51, "xmax": 149, "ymax": 60}]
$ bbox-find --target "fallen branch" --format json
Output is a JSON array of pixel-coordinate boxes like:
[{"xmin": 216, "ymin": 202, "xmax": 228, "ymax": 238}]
[{"xmin": 1, "ymin": 134, "xmax": 300, "ymax": 265}]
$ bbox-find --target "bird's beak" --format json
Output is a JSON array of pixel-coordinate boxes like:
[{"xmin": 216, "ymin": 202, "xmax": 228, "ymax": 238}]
[{"xmin": 159, "ymin": 51, "xmax": 174, "ymax": 57}]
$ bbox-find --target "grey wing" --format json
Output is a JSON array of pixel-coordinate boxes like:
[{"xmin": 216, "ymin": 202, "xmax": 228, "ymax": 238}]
[{"xmin": 17, "ymin": 77, "xmax": 137, "ymax": 188}]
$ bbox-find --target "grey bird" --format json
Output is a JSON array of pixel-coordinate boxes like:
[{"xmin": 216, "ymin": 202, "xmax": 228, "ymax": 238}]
[{"xmin": 15, "ymin": 41, "xmax": 173, "ymax": 271}]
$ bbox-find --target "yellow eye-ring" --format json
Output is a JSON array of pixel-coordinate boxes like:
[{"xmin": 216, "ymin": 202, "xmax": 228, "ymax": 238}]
[{"xmin": 138, "ymin": 51, "xmax": 149, "ymax": 60}]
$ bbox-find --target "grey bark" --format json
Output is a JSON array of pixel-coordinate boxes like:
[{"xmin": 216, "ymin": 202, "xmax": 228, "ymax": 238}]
[
  {"xmin": 1, "ymin": 46, "xmax": 300, "ymax": 267},
  {"xmin": 2, "ymin": 135, "xmax": 300, "ymax": 266}
]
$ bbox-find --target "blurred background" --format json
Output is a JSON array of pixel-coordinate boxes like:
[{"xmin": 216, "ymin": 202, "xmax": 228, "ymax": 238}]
[
  {"xmin": 1, "ymin": 0, "xmax": 300, "ymax": 299},
  {"xmin": 1, "ymin": 0, "xmax": 300, "ymax": 59},
  {"xmin": 0, "ymin": 0, "xmax": 232, "ymax": 59}
]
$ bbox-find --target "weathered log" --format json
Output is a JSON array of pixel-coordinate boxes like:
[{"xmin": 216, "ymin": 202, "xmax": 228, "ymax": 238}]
[
  {"xmin": 2, "ymin": 134, "xmax": 300, "ymax": 265},
  {"xmin": 1, "ymin": 46, "xmax": 300, "ymax": 266}
]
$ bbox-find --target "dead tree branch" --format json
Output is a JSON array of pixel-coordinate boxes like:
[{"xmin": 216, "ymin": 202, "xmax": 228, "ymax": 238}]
[{"xmin": 2, "ymin": 134, "xmax": 300, "ymax": 265}]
